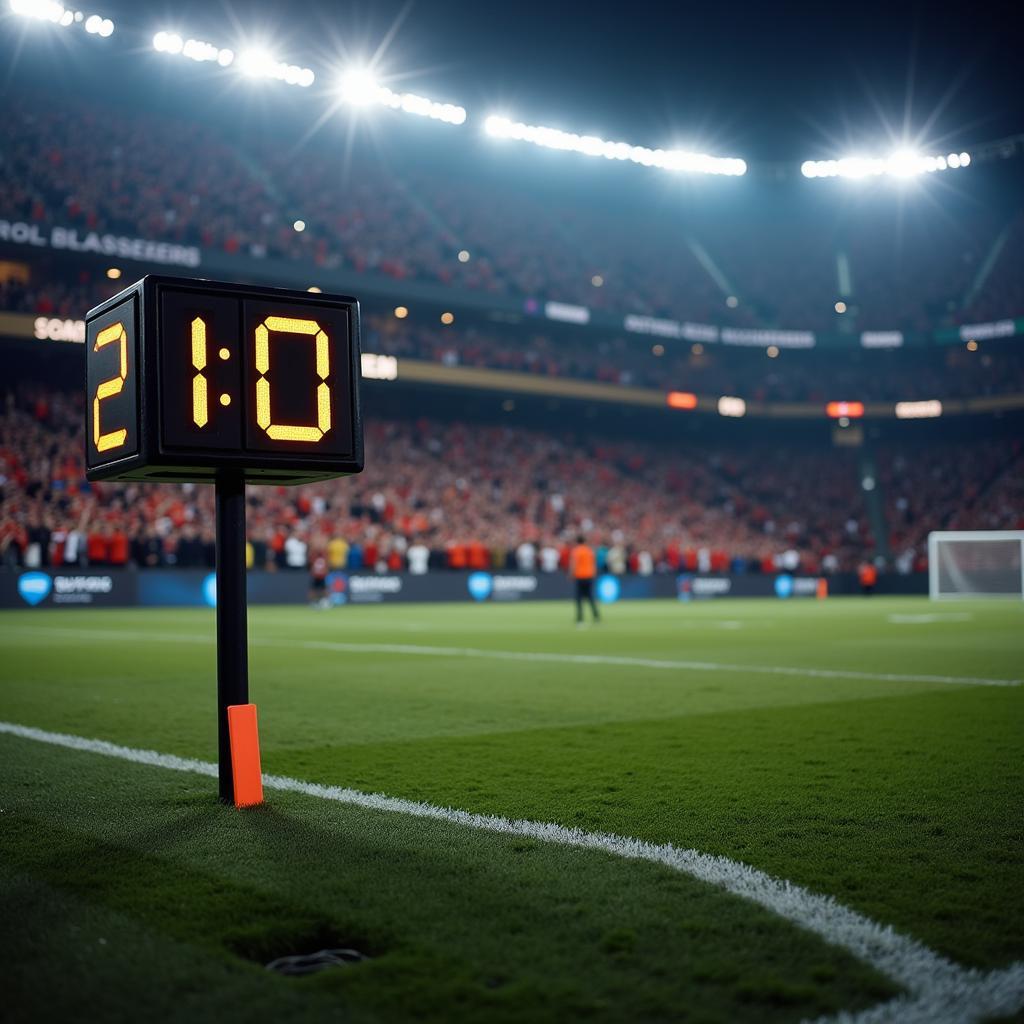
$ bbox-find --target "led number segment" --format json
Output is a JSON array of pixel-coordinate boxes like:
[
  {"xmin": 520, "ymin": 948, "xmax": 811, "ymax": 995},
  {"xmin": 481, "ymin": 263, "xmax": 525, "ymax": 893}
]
[
  {"xmin": 191, "ymin": 317, "xmax": 210, "ymax": 427},
  {"xmin": 93, "ymin": 322, "xmax": 128, "ymax": 452},
  {"xmin": 254, "ymin": 316, "xmax": 332, "ymax": 442}
]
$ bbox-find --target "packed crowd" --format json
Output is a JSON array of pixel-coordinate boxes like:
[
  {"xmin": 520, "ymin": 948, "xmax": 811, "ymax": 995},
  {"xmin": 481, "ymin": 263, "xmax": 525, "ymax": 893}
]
[
  {"xmin": 2, "ymin": 94, "xmax": 1022, "ymax": 331},
  {"xmin": 880, "ymin": 439, "xmax": 1024, "ymax": 570},
  {"xmin": 3, "ymin": 258, "xmax": 1024, "ymax": 404},
  {"xmin": 1, "ymin": 382, "xmax": 871, "ymax": 575},
  {"xmin": 3, "ymin": 382, "xmax": 1020, "ymax": 578},
  {"xmin": 0, "ymin": 267, "xmax": 118, "ymax": 321}
]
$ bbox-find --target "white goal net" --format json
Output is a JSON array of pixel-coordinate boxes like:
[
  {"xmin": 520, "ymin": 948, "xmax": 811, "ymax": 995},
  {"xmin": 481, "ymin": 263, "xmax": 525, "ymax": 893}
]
[{"xmin": 928, "ymin": 531, "xmax": 1024, "ymax": 600}]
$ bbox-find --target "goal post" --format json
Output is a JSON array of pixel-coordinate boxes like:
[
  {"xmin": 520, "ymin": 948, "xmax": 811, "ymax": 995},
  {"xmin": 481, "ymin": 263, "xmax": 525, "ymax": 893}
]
[{"xmin": 928, "ymin": 531, "xmax": 1024, "ymax": 600}]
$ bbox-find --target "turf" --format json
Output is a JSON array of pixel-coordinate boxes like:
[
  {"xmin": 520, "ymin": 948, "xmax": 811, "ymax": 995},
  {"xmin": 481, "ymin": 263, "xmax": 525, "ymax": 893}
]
[{"xmin": 1, "ymin": 596, "xmax": 1022, "ymax": 1021}]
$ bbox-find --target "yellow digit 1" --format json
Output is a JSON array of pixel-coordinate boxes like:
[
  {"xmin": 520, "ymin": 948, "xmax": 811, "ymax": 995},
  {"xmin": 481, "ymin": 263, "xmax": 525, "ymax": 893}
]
[
  {"xmin": 191, "ymin": 317, "xmax": 208, "ymax": 427},
  {"xmin": 93, "ymin": 322, "xmax": 128, "ymax": 452},
  {"xmin": 254, "ymin": 316, "xmax": 331, "ymax": 442}
]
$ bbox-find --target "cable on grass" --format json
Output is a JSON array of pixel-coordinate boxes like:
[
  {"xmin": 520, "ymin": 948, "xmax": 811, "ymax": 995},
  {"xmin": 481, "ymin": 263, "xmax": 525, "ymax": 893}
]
[{"xmin": 265, "ymin": 948, "xmax": 368, "ymax": 976}]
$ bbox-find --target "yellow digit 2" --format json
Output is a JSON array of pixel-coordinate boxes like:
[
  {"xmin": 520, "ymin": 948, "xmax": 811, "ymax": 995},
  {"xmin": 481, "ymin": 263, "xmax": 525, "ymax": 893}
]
[
  {"xmin": 254, "ymin": 316, "xmax": 331, "ymax": 442},
  {"xmin": 191, "ymin": 317, "xmax": 208, "ymax": 427},
  {"xmin": 93, "ymin": 322, "xmax": 128, "ymax": 452}
]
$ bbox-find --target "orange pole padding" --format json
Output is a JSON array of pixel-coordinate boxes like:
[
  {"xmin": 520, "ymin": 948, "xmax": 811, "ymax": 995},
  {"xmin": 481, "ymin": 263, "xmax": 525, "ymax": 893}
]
[
  {"xmin": 227, "ymin": 703, "xmax": 264, "ymax": 808},
  {"xmin": 816, "ymin": 577, "xmax": 829, "ymax": 600}
]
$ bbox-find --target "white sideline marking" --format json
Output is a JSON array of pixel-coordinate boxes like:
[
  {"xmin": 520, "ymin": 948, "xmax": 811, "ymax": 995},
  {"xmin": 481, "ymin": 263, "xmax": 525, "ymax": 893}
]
[
  {"xmin": 296, "ymin": 640, "xmax": 1021, "ymax": 689},
  {"xmin": 4, "ymin": 626, "xmax": 1021, "ymax": 689},
  {"xmin": 0, "ymin": 720, "xmax": 1020, "ymax": 1024},
  {"xmin": 887, "ymin": 613, "xmax": 974, "ymax": 625}
]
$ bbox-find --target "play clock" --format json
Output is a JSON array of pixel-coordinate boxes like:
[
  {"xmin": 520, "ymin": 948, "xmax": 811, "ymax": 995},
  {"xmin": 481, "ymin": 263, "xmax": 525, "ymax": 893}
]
[{"xmin": 85, "ymin": 276, "xmax": 363, "ymax": 484}]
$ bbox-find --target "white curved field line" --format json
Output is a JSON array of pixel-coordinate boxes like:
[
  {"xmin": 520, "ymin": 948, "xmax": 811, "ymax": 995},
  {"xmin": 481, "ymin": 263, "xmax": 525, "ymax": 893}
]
[
  {"xmin": 5, "ymin": 625, "xmax": 1021, "ymax": 688},
  {"xmin": 0, "ymin": 720, "xmax": 1020, "ymax": 1023}
]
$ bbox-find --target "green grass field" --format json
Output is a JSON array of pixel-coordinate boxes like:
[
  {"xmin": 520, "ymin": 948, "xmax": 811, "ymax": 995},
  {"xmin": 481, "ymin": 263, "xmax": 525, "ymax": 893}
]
[{"xmin": 1, "ymin": 596, "xmax": 1022, "ymax": 1022}]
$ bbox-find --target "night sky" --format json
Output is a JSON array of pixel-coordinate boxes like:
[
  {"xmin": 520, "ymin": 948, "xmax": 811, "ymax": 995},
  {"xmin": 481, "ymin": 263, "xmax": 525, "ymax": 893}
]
[{"xmin": 69, "ymin": 0, "xmax": 1024, "ymax": 163}]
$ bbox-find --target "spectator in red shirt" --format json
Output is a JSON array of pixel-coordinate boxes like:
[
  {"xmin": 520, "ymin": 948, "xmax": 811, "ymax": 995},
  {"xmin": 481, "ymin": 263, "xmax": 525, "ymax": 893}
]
[
  {"xmin": 468, "ymin": 540, "xmax": 489, "ymax": 570},
  {"xmin": 108, "ymin": 528, "xmax": 129, "ymax": 566},
  {"xmin": 87, "ymin": 528, "xmax": 108, "ymax": 566}
]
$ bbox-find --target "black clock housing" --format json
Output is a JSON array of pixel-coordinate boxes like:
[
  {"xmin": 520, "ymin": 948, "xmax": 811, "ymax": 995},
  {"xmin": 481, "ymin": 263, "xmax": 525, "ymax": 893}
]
[{"xmin": 85, "ymin": 276, "xmax": 363, "ymax": 484}]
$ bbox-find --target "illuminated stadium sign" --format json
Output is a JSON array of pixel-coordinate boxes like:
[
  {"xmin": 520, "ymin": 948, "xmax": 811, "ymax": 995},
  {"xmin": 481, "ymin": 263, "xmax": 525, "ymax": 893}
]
[
  {"xmin": 895, "ymin": 400, "xmax": 943, "ymax": 419},
  {"xmin": 34, "ymin": 317, "xmax": 85, "ymax": 343},
  {"xmin": 360, "ymin": 353, "xmax": 399, "ymax": 380},
  {"xmin": 958, "ymin": 319, "xmax": 1016, "ymax": 341},
  {"xmin": 85, "ymin": 276, "xmax": 363, "ymax": 484},
  {"xmin": 666, "ymin": 391, "xmax": 698, "ymax": 410},
  {"xmin": 0, "ymin": 219, "xmax": 201, "ymax": 267},
  {"xmin": 544, "ymin": 301, "xmax": 590, "ymax": 325},
  {"xmin": 623, "ymin": 315, "xmax": 718, "ymax": 342},
  {"xmin": 721, "ymin": 328, "xmax": 816, "ymax": 349},
  {"xmin": 860, "ymin": 331, "xmax": 904, "ymax": 349},
  {"xmin": 826, "ymin": 401, "xmax": 865, "ymax": 419},
  {"xmin": 717, "ymin": 396, "xmax": 747, "ymax": 417}
]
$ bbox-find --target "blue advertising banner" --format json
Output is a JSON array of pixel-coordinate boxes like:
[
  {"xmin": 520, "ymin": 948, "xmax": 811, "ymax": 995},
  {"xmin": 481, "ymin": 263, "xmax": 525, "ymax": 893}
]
[{"xmin": 0, "ymin": 569, "xmax": 927, "ymax": 609}]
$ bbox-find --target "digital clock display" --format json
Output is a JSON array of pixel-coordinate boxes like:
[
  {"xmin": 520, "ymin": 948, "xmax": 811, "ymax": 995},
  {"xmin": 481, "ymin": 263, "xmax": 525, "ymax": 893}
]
[{"xmin": 85, "ymin": 276, "xmax": 363, "ymax": 484}]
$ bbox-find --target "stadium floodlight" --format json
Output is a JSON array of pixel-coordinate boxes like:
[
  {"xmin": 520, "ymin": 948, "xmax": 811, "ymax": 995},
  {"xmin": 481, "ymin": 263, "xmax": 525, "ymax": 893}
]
[
  {"xmin": 338, "ymin": 70, "xmax": 467, "ymax": 126},
  {"xmin": 153, "ymin": 31, "xmax": 183, "ymax": 53},
  {"xmin": 9, "ymin": 0, "xmax": 111, "ymax": 34},
  {"xmin": 237, "ymin": 47, "xmax": 314, "ymax": 87},
  {"xmin": 83, "ymin": 12, "xmax": 112, "ymax": 35},
  {"xmin": 801, "ymin": 149, "xmax": 972, "ymax": 180},
  {"xmin": 483, "ymin": 115, "xmax": 747, "ymax": 176},
  {"xmin": 8, "ymin": 0, "xmax": 69, "ymax": 23},
  {"xmin": 154, "ymin": 31, "xmax": 233, "ymax": 66},
  {"xmin": 182, "ymin": 39, "xmax": 231, "ymax": 64},
  {"xmin": 379, "ymin": 88, "xmax": 466, "ymax": 125},
  {"xmin": 339, "ymin": 68, "xmax": 381, "ymax": 104}
]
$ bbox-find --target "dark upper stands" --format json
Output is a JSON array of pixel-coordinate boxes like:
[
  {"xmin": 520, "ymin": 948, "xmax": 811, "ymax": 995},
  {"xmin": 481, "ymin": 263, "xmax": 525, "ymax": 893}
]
[{"xmin": 2, "ymin": 95, "xmax": 1022, "ymax": 333}]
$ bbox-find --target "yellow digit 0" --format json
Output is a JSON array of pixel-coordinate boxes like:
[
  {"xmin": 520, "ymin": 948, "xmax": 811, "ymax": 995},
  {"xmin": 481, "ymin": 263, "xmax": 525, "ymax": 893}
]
[
  {"xmin": 255, "ymin": 316, "xmax": 331, "ymax": 442},
  {"xmin": 92, "ymin": 322, "xmax": 128, "ymax": 452}
]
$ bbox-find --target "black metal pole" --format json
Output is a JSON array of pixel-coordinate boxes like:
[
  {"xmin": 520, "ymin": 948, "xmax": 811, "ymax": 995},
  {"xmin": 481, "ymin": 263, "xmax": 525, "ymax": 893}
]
[{"xmin": 215, "ymin": 471, "xmax": 248, "ymax": 803}]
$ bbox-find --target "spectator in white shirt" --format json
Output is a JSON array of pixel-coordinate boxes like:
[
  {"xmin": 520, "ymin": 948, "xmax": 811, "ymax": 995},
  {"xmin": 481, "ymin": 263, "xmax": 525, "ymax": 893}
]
[
  {"xmin": 284, "ymin": 534, "xmax": 308, "ymax": 569},
  {"xmin": 607, "ymin": 544, "xmax": 627, "ymax": 575},
  {"xmin": 539, "ymin": 544, "xmax": 560, "ymax": 573},
  {"xmin": 516, "ymin": 541, "xmax": 536, "ymax": 571},
  {"xmin": 407, "ymin": 542, "xmax": 430, "ymax": 575}
]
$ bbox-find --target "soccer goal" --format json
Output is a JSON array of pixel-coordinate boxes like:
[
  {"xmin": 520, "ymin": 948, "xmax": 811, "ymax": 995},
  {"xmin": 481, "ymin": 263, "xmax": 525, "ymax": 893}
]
[{"xmin": 928, "ymin": 531, "xmax": 1024, "ymax": 600}]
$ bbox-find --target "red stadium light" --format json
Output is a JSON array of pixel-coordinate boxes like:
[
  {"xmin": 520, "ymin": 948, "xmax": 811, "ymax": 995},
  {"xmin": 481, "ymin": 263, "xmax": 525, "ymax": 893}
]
[
  {"xmin": 666, "ymin": 391, "xmax": 698, "ymax": 410},
  {"xmin": 826, "ymin": 401, "xmax": 864, "ymax": 419}
]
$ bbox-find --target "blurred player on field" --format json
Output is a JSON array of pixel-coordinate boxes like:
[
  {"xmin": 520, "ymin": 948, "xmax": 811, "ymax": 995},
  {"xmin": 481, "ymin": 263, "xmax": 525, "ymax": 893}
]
[
  {"xmin": 309, "ymin": 550, "xmax": 329, "ymax": 607},
  {"xmin": 569, "ymin": 534, "xmax": 600, "ymax": 626},
  {"xmin": 858, "ymin": 559, "xmax": 878, "ymax": 596}
]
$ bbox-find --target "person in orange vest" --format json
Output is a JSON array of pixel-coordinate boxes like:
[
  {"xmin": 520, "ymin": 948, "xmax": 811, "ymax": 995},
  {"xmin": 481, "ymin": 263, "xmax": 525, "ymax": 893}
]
[
  {"xmin": 569, "ymin": 534, "xmax": 600, "ymax": 625},
  {"xmin": 858, "ymin": 559, "xmax": 878, "ymax": 596}
]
